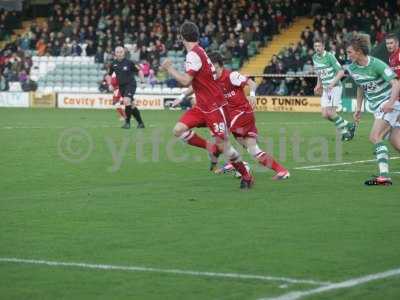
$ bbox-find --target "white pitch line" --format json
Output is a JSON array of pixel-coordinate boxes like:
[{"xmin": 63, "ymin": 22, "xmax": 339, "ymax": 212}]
[
  {"xmin": 0, "ymin": 125, "xmax": 119, "ymax": 130},
  {"xmin": 298, "ymin": 169, "xmax": 400, "ymax": 174},
  {"xmin": 259, "ymin": 267, "xmax": 400, "ymax": 300},
  {"xmin": 0, "ymin": 257, "xmax": 331, "ymax": 286},
  {"xmin": 294, "ymin": 156, "xmax": 400, "ymax": 170},
  {"xmin": 257, "ymin": 121, "xmax": 327, "ymax": 126}
]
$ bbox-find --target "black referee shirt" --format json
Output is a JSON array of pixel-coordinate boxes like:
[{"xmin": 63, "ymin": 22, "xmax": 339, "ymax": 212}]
[{"xmin": 109, "ymin": 58, "xmax": 139, "ymax": 86}]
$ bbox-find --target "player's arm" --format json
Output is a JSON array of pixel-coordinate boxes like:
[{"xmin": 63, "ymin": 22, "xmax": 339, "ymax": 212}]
[
  {"xmin": 314, "ymin": 75, "xmax": 322, "ymax": 95},
  {"xmin": 384, "ymin": 79, "xmax": 400, "ymax": 108},
  {"xmin": 379, "ymin": 62, "xmax": 399, "ymax": 113},
  {"xmin": 161, "ymin": 58, "xmax": 193, "ymax": 86},
  {"xmin": 246, "ymin": 78, "xmax": 257, "ymax": 109},
  {"xmin": 327, "ymin": 69, "xmax": 345, "ymax": 90},
  {"xmin": 353, "ymin": 86, "xmax": 364, "ymax": 124},
  {"xmin": 229, "ymin": 71, "xmax": 257, "ymax": 108},
  {"xmin": 171, "ymin": 86, "xmax": 194, "ymax": 107},
  {"xmin": 327, "ymin": 54, "xmax": 345, "ymax": 89},
  {"xmin": 247, "ymin": 78, "xmax": 257, "ymax": 95}
]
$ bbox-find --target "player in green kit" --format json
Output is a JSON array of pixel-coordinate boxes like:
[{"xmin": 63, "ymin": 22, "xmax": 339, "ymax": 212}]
[
  {"xmin": 346, "ymin": 34, "xmax": 400, "ymax": 186},
  {"xmin": 313, "ymin": 38, "xmax": 356, "ymax": 141}
]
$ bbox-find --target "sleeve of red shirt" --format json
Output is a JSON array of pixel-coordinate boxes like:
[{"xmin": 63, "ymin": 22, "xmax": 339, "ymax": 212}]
[
  {"xmin": 229, "ymin": 71, "xmax": 249, "ymax": 88},
  {"xmin": 185, "ymin": 51, "xmax": 202, "ymax": 77}
]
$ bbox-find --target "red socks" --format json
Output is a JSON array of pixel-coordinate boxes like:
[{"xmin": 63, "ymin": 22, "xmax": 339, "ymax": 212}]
[
  {"xmin": 257, "ymin": 152, "xmax": 286, "ymax": 173},
  {"xmin": 231, "ymin": 161, "xmax": 251, "ymax": 179},
  {"xmin": 181, "ymin": 130, "xmax": 208, "ymax": 149}
]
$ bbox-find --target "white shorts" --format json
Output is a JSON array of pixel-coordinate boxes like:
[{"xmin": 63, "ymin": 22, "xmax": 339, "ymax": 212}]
[
  {"xmin": 321, "ymin": 86, "xmax": 342, "ymax": 108},
  {"xmin": 374, "ymin": 100, "xmax": 400, "ymax": 127}
]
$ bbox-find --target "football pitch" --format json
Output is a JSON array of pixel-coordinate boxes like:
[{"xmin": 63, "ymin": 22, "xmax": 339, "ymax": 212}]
[{"xmin": 0, "ymin": 108, "xmax": 399, "ymax": 300}]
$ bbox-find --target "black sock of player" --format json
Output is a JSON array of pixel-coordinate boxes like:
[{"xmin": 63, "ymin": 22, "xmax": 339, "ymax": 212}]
[
  {"xmin": 132, "ymin": 107, "xmax": 144, "ymax": 124},
  {"xmin": 125, "ymin": 105, "xmax": 132, "ymax": 124}
]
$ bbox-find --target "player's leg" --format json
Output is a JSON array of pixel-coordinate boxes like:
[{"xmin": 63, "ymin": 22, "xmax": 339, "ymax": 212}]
[
  {"xmin": 122, "ymin": 96, "xmax": 133, "ymax": 129},
  {"xmin": 116, "ymin": 101, "xmax": 126, "ymax": 121},
  {"xmin": 229, "ymin": 111, "xmax": 288, "ymax": 180},
  {"xmin": 389, "ymin": 118, "xmax": 400, "ymax": 152},
  {"xmin": 112, "ymin": 89, "xmax": 126, "ymax": 121},
  {"xmin": 173, "ymin": 108, "xmax": 217, "ymax": 154},
  {"xmin": 216, "ymin": 137, "xmax": 253, "ymax": 189},
  {"xmin": 390, "ymin": 128, "xmax": 400, "ymax": 152},
  {"xmin": 241, "ymin": 137, "xmax": 290, "ymax": 180},
  {"xmin": 209, "ymin": 108, "xmax": 253, "ymax": 188},
  {"xmin": 365, "ymin": 118, "xmax": 392, "ymax": 185},
  {"xmin": 131, "ymin": 102, "xmax": 145, "ymax": 128},
  {"xmin": 321, "ymin": 87, "xmax": 355, "ymax": 140},
  {"xmin": 128, "ymin": 85, "xmax": 145, "ymax": 128}
]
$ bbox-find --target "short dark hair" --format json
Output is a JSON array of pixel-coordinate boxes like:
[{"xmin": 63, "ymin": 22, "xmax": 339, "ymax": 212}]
[
  {"xmin": 180, "ymin": 22, "xmax": 199, "ymax": 42},
  {"xmin": 208, "ymin": 52, "xmax": 224, "ymax": 67},
  {"xmin": 386, "ymin": 33, "xmax": 399, "ymax": 42}
]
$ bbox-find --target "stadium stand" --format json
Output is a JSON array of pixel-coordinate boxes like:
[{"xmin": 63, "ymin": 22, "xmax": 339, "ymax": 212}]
[
  {"xmin": 6, "ymin": 0, "xmax": 399, "ymax": 96},
  {"xmin": 257, "ymin": 0, "xmax": 400, "ymax": 96},
  {"xmin": 1, "ymin": 0, "xmax": 309, "ymax": 93}
]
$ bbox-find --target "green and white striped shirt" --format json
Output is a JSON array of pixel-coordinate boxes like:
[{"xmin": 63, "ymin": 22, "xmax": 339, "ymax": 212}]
[
  {"xmin": 346, "ymin": 56, "xmax": 397, "ymax": 112},
  {"xmin": 312, "ymin": 51, "xmax": 342, "ymax": 88}
]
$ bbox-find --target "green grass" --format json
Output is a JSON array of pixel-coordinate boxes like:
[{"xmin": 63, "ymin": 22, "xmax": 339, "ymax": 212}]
[{"xmin": 0, "ymin": 108, "xmax": 399, "ymax": 300}]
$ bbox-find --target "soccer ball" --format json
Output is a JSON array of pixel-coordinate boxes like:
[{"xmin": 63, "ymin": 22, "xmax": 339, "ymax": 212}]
[{"xmin": 217, "ymin": 161, "xmax": 251, "ymax": 178}]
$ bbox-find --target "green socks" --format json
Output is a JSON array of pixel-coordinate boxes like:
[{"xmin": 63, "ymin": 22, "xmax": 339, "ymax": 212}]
[{"xmin": 375, "ymin": 142, "xmax": 389, "ymax": 177}]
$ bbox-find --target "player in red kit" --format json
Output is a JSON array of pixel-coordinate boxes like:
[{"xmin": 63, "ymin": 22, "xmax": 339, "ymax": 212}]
[
  {"xmin": 174, "ymin": 52, "xmax": 290, "ymax": 179},
  {"xmin": 105, "ymin": 73, "xmax": 126, "ymax": 121},
  {"xmin": 385, "ymin": 34, "xmax": 400, "ymax": 151},
  {"xmin": 106, "ymin": 72, "xmax": 126, "ymax": 121},
  {"xmin": 209, "ymin": 52, "xmax": 289, "ymax": 179},
  {"xmin": 161, "ymin": 22, "xmax": 254, "ymax": 189}
]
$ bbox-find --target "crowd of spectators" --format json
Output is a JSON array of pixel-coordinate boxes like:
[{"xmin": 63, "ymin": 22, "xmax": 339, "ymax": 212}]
[
  {"xmin": 7, "ymin": 0, "xmax": 398, "ymax": 96},
  {"xmin": 0, "ymin": 9, "xmax": 22, "ymax": 41},
  {"xmin": 0, "ymin": 9, "xmax": 36, "ymax": 91},
  {"xmin": 257, "ymin": 0, "xmax": 400, "ymax": 96},
  {"xmin": 0, "ymin": 45, "xmax": 36, "ymax": 91},
  {"xmin": 1, "ymin": 0, "xmax": 309, "ymax": 91}
]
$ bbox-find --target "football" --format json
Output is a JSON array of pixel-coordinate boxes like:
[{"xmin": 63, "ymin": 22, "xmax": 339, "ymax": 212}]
[{"xmin": 217, "ymin": 161, "xmax": 251, "ymax": 178}]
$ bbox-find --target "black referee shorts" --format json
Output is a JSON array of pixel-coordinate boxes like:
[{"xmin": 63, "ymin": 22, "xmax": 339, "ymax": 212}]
[{"xmin": 119, "ymin": 84, "xmax": 137, "ymax": 102}]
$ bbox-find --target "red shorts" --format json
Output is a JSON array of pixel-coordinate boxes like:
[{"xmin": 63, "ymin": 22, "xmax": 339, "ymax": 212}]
[
  {"xmin": 228, "ymin": 110, "xmax": 258, "ymax": 138},
  {"xmin": 179, "ymin": 106, "xmax": 229, "ymax": 140}
]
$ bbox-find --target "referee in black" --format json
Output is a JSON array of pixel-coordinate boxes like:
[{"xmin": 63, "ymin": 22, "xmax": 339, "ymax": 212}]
[{"xmin": 109, "ymin": 46, "xmax": 145, "ymax": 129}]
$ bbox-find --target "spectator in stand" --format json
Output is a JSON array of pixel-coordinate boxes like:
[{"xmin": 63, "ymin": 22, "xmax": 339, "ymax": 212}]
[
  {"xmin": 155, "ymin": 39, "xmax": 166, "ymax": 57},
  {"xmin": 234, "ymin": 39, "xmax": 248, "ymax": 67},
  {"xmin": 20, "ymin": 73, "xmax": 37, "ymax": 92},
  {"xmin": 36, "ymin": 38, "xmax": 47, "ymax": 56},
  {"xmin": 71, "ymin": 40, "xmax": 82, "ymax": 56},
  {"xmin": 256, "ymin": 78, "xmax": 275, "ymax": 95},
  {"xmin": 0, "ymin": 73, "xmax": 9, "ymax": 91},
  {"xmin": 85, "ymin": 40, "xmax": 96, "ymax": 56},
  {"xmin": 49, "ymin": 40, "xmax": 61, "ymax": 56},
  {"xmin": 226, "ymin": 33, "xmax": 237, "ymax": 53},
  {"xmin": 2, "ymin": 0, "xmax": 310, "ymax": 89},
  {"xmin": 139, "ymin": 59, "xmax": 151, "ymax": 78}
]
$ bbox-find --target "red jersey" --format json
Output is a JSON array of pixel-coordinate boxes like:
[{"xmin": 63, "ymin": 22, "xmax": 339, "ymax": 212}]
[
  {"xmin": 217, "ymin": 69, "xmax": 252, "ymax": 113},
  {"xmin": 185, "ymin": 45, "xmax": 226, "ymax": 113},
  {"xmin": 389, "ymin": 47, "xmax": 400, "ymax": 78}
]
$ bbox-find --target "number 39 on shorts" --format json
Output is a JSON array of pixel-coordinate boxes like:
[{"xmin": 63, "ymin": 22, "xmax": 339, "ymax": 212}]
[{"xmin": 213, "ymin": 122, "xmax": 226, "ymax": 133}]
